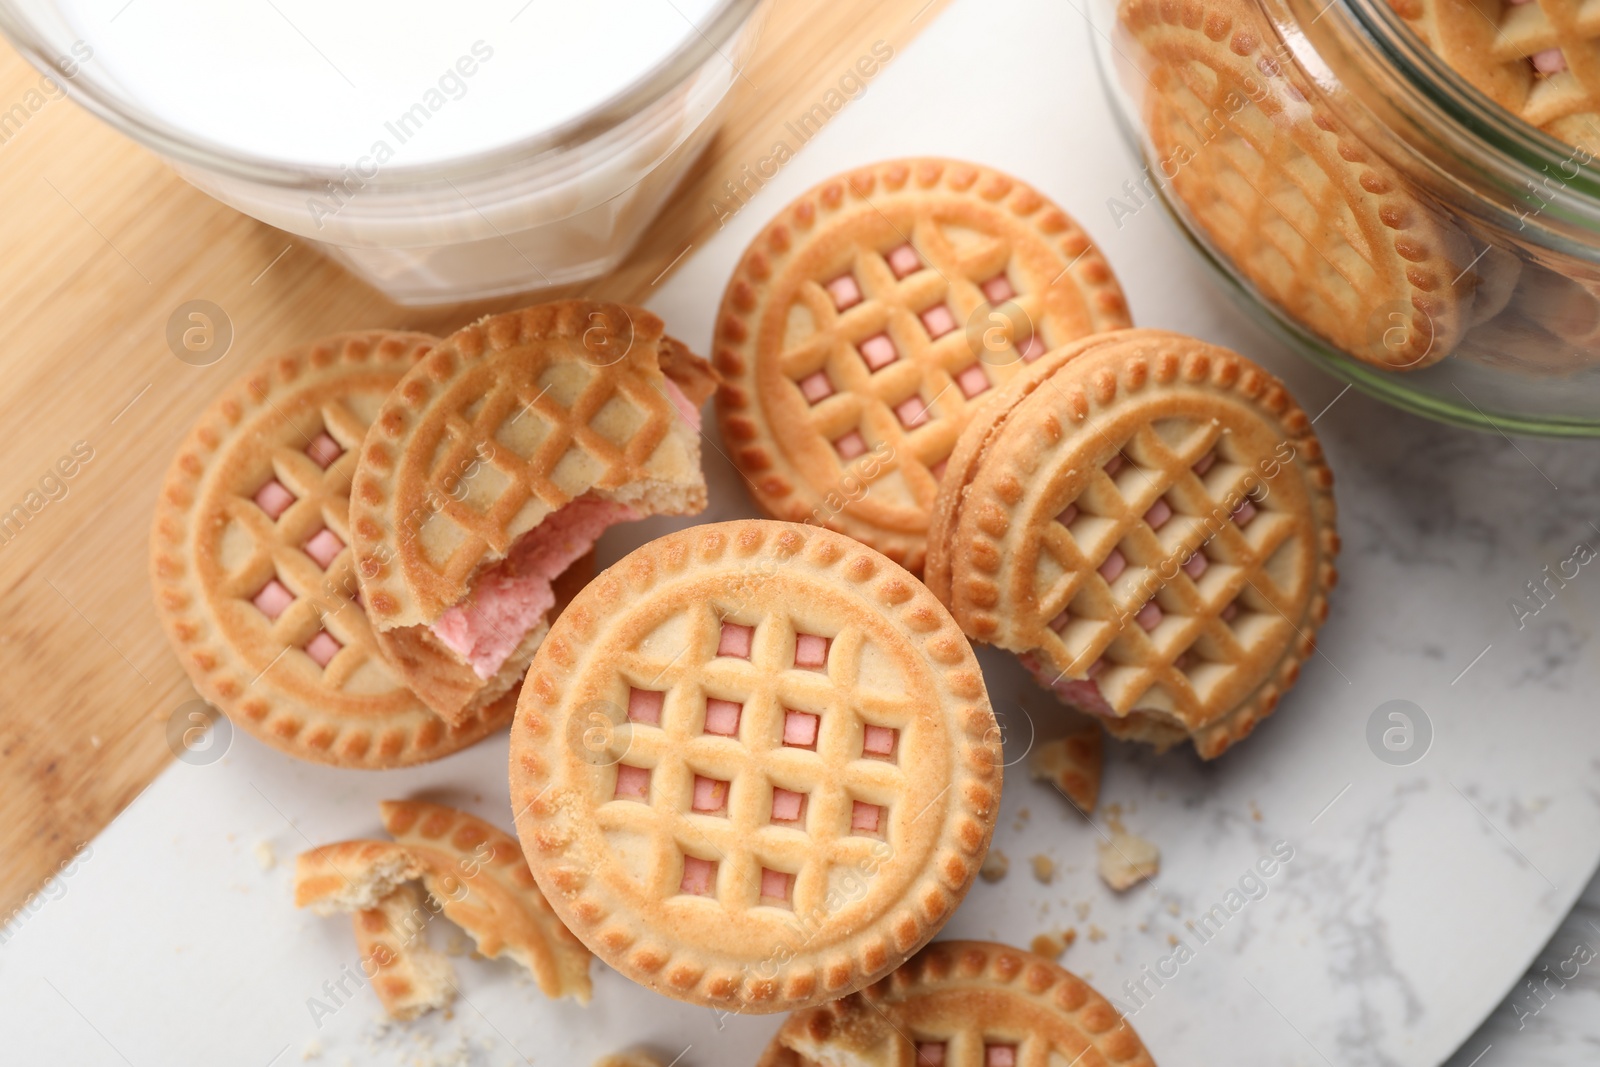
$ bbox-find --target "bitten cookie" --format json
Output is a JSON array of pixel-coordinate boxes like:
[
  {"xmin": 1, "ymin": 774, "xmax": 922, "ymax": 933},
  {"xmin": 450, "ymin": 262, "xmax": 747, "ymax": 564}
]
[
  {"xmin": 756, "ymin": 939, "xmax": 1157, "ymax": 1066},
  {"xmin": 715, "ymin": 158, "xmax": 1129, "ymax": 573},
  {"xmin": 150, "ymin": 331, "xmax": 516, "ymax": 767},
  {"xmin": 349, "ymin": 301, "xmax": 716, "ymax": 727},
  {"xmin": 928, "ymin": 329, "xmax": 1339, "ymax": 758},
  {"xmin": 509, "ymin": 521, "xmax": 1002, "ymax": 1013}
]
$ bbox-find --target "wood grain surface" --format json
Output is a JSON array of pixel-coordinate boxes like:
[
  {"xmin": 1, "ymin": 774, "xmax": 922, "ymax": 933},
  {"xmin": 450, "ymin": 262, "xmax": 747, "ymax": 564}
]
[{"xmin": 0, "ymin": 0, "xmax": 949, "ymax": 916}]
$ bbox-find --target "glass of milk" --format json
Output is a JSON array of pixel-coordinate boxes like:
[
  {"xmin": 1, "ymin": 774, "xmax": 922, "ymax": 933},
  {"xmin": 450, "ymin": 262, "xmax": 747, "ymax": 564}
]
[{"xmin": 0, "ymin": 0, "xmax": 766, "ymax": 303}]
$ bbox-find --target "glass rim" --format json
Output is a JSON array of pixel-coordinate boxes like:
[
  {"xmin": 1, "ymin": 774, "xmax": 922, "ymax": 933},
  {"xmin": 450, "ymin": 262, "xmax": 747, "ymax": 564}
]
[{"xmin": 0, "ymin": 0, "xmax": 762, "ymax": 188}]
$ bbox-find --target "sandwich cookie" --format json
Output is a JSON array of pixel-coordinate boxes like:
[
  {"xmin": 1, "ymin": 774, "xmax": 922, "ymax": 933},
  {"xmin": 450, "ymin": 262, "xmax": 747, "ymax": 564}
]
[
  {"xmin": 756, "ymin": 939, "xmax": 1157, "ymax": 1067},
  {"xmin": 295, "ymin": 800, "xmax": 592, "ymax": 1018},
  {"xmin": 1119, "ymin": 0, "xmax": 1487, "ymax": 370},
  {"xmin": 150, "ymin": 331, "xmax": 514, "ymax": 768},
  {"xmin": 715, "ymin": 158, "xmax": 1130, "ymax": 573},
  {"xmin": 509, "ymin": 521, "xmax": 1002, "ymax": 1013},
  {"xmin": 349, "ymin": 301, "xmax": 717, "ymax": 727},
  {"xmin": 927, "ymin": 329, "xmax": 1338, "ymax": 759}
]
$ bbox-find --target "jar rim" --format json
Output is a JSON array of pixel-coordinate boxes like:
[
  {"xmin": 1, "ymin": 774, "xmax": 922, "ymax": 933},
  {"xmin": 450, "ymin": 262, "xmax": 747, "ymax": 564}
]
[{"xmin": 0, "ymin": 0, "xmax": 763, "ymax": 190}]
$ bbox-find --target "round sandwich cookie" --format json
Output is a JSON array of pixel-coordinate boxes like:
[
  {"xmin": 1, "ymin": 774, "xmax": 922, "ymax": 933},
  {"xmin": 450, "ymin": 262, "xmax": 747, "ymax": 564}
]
[
  {"xmin": 1119, "ymin": 0, "xmax": 1488, "ymax": 370},
  {"xmin": 927, "ymin": 329, "xmax": 1339, "ymax": 759},
  {"xmin": 509, "ymin": 520, "xmax": 1003, "ymax": 1013},
  {"xmin": 756, "ymin": 939, "xmax": 1157, "ymax": 1067},
  {"xmin": 349, "ymin": 301, "xmax": 717, "ymax": 728},
  {"xmin": 150, "ymin": 331, "xmax": 520, "ymax": 768},
  {"xmin": 714, "ymin": 158, "xmax": 1130, "ymax": 574}
]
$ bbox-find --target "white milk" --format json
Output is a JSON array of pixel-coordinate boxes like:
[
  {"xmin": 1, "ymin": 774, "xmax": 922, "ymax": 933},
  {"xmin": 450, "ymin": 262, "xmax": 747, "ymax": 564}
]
[
  {"xmin": 59, "ymin": 0, "xmax": 721, "ymax": 167},
  {"xmin": 49, "ymin": 0, "xmax": 748, "ymax": 302}
]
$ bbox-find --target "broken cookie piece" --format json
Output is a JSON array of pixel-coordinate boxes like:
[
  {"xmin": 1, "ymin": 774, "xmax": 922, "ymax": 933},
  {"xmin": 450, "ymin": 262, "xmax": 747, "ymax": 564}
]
[
  {"xmin": 1097, "ymin": 831, "xmax": 1161, "ymax": 891},
  {"xmin": 295, "ymin": 800, "xmax": 592, "ymax": 1021},
  {"xmin": 980, "ymin": 848, "xmax": 1010, "ymax": 883},
  {"xmin": 353, "ymin": 882, "xmax": 456, "ymax": 1020},
  {"xmin": 1028, "ymin": 715, "xmax": 1103, "ymax": 814}
]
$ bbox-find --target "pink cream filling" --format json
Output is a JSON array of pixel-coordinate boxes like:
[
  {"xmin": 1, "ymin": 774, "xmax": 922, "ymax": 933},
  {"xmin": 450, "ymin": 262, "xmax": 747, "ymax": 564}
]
[
  {"xmin": 660, "ymin": 376, "xmax": 701, "ymax": 431},
  {"xmin": 431, "ymin": 494, "xmax": 641, "ymax": 679},
  {"xmin": 427, "ymin": 375, "xmax": 697, "ymax": 680},
  {"xmin": 1019, "ymin": 650, "xmax": 1119, "ymax": 720}
]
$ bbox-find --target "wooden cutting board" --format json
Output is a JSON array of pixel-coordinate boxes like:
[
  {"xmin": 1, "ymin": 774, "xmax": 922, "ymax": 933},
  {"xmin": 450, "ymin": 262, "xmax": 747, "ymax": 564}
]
[{"xmin": 0, "ymin": 0, "xmax": 948, "ymax": 916}]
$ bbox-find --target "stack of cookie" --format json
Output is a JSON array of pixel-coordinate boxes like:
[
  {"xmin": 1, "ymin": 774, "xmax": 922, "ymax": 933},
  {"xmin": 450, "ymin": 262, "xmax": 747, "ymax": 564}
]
[
  {"xmin": 147, "ymin": 155, "xmax": 1348, "ymax": 1061},
  {"xmin": 714, "ymin": 162, "xmax": 1340, "ymax": 763},
  {"xmin": 925, "ymin": 329, "xmax": 1340, "ymax": 759},
  {"xmin": 151, "ymin": 302, "xmax": 714, "ymax": 768}
]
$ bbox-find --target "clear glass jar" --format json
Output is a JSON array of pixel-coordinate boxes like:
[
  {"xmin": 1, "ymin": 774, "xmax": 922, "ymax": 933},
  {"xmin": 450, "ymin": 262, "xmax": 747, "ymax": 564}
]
[
  {"xmin": 0, "ymin": 0, "xmax": 767, "ymax": 305},
  {"xmin": 1091, "ymin": 0, "xmax": 1600, "ymax": 434}
]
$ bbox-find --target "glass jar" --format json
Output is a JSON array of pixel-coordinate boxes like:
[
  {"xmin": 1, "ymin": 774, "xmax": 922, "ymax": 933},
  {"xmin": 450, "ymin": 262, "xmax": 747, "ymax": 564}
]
[
  {"xmin": 1090, "ymin": 0, "xmax": 1600, "ymax": 434},
  {"xmin": 0, "ymin": 0, "xmax": 767, "ymax": 305}
]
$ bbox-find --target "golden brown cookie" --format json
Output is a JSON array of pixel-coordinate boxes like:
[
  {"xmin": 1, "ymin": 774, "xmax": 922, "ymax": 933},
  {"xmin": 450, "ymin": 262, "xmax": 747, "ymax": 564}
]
[
  {"xmin": 1028, "ymin": 714, "xmax": 1104, "ymax": 816},
  {"xmin": 295, "ymin": 800, "xmax": 592, "ymax": 1014},
  {"xmin": 714, "ymin": 158, "xmax": 1130, "ymax": 573},
  {"xmin": 150, "ymin": 331, "xmax": 514, "ymax": 768},
  {"xmin": 1120, "ymin": 0, "xmax": 1476, "ymax": 369},
  {"xmin": 1389, "ymin": 0, "xmax": 1600, "ymax": 154},
  {"xmin": 351, "ymin": 881, "xmax": 457, "ymax": 1020},
  {"xmin": 510, "ymin": 521, "xmax": 1002, "ymax": 1013},
  {"xmin": 928, "ymin": 330, "xmax": 1339, "ymax": 758},
  {"xmin": 756, "ymin": 939, "xmax": 1157, "ymax": 1066},
  {"xmin": 349, "ymin": 301, "xmax": 715, "ymax": 726}
]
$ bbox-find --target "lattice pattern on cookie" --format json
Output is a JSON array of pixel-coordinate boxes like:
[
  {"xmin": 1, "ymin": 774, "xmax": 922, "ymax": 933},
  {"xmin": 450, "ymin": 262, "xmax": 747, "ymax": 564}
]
[
  {"xmin": 1030, "ymin": 419, "xmax": 1300, "ymax": 725},
  {"xmin": 409, "ymin": 360, "xmax": 666, "ymax": 580},
  {"xmin": 511, "ymin": 521, "xmax": 1002, "ymax": 1013},
  {"xmin": 716, "ymin": 159, "xmax": 1131, "ymax": 572},
  {"xmin": 229, "ymin": 394, "xmax": 379, "ymax": 684},
  {"xmin": 776, "ymin": 214, "xmax": 1062, "ymax": 494},
  {"xmin": 150, "ymin": 332, "xmax": 509, "ymax": 767},
  {"xmin": 934, "ymin": 330, "xmax": 1338, "ymax": 758},
  {"xmin": 1121, "ymin": 0, "xmax": 1468, "ymax": 369},
  {"xmin": 353, "ymin": 305, "xmax": 706, "ymax": 629},
  {"xmin": 760, "ymin": 940, "xmax": 1156, "ymax": 1067},
  {"xmin": 595, "ymin": 602, "xmax": 911, "ymax": 920},
  {"xmin": 1389, "ymin": 0, "xmax": 1600, "ymax": 150}
]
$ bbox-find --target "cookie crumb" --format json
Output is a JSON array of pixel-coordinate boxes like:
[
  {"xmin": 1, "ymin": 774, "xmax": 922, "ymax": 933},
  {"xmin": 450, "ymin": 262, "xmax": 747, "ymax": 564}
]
[
  {"xmin": 1098, "ymin": 831, "xmax": 1160, "ymax": 891},
  {"xmin": 1030, "ymin": 854, "xmax": 1055, "ymax": 884},
  {"xmin": 254, "ymin": 840, "xmax": 276, "ymax": 871},
  {"xmin": 980, "ymin": 848, "xmax": 1010, "ymax": 883},
  {"xmin": 1166, "ymin": 900, "xmax": 1180, "ymax": 916},
  {"xmin": 300, "ymin": 1038, "xmax": 322, "ymax": 1060},
  {"xmin": 1031, "ymin": 932, "xmax": 1066, "ymax": 959},
  {"xmin": 1075, "ymin": 901, "xmax": 1091, "ymax": 920},
  {"xmin": 1087, "ymin": 924, "xmax": 1106, "ymax": 943},
  {"xmin": 1029, "ymin": 926, "xmax": 1078, "ymax": 961},
  {"xmin": 1167, "ymin": 934, "xmax": 1179, "ymax": 946}
]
